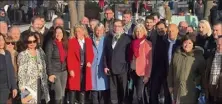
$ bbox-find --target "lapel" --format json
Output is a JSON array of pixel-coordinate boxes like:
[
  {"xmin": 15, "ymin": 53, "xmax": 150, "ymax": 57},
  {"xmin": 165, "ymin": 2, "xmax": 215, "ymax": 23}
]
[
  {"xmin": 113, "ymin": 34, "xmax": 125, "ymax": 51},
  {"xmin": 127, "ymin": 24, "xmax": 135, "ymax": 34},
  {"xmin": 97, "ymin": 37, "xmax": 104, "ymax": 61},
  {"xmin": 84, "ymin": 38, "xmax": 92, "ymax": 61},
  {"xmin": 107, "ymin": 34, "xmax": 114, "ymax": 51},
  {"xmin": 5, "ymin": 51, "xmax": 10, "ymax": 71},
  {"xmin": 74, "ymin": 38, "xmax": 81, "ymax": 61}
]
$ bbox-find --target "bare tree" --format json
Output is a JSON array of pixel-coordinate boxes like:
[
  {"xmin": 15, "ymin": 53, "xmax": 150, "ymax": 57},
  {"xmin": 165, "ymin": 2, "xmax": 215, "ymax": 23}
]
[
  {"xmin": 68, "ymin": 0, "xmax": 78, "ymax": 36},
  {"xmin": 77, "ymin": 1, "xmax": 85, "ymax": 22},
  {"xmin": 204, "ymin": 0, "xmax": 213, "ymax": 21}
]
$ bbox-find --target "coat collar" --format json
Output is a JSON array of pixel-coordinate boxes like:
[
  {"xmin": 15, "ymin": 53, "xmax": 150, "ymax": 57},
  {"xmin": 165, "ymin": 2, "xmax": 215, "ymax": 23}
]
[
  {"xmin": 176, "ymin": 48, "xmax": 194, "ymax": 57},
  {"xmin": 74, "ymin": 37, "xmax": 91, "ymax": 61}
]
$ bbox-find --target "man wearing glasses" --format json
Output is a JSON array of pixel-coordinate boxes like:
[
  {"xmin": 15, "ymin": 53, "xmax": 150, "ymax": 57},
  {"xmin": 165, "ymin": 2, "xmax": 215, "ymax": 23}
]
[
  {"xmin": 103, "ymin": 7, "xmax": 115, "ymax": 33},
  {"xmin": 104, "ymin": 19, "xmax": 131, "ymax": 104}
]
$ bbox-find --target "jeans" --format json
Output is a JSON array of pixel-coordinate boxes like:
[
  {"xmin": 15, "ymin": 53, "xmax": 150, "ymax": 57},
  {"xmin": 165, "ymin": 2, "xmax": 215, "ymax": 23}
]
[{"xmin": 52, "ymin": 71, "xmax": 68, "ymax": 100}]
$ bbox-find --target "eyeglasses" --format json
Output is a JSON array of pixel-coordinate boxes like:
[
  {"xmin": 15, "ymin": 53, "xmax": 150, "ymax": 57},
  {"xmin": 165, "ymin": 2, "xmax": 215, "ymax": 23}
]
[
  {"xmin": 27, "ymin": 40, "xmax": 37, "ymax": 44},
  {"xmin": 6, "ymin": 42, "xmax": 16, "ymax": 45},
  {"xmin": 114, "ymin": 25, "xmax": 123, "ymax": 28}
]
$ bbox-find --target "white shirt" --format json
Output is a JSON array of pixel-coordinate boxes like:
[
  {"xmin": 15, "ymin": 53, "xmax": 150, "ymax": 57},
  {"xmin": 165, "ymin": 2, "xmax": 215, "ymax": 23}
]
[
  {"xmin": 112, "ymin": 39, "xmax": 117, "ymax": 49},
  {"xmin": 78, "ymin": 39, "xmax": 85, "ymax": 50}
]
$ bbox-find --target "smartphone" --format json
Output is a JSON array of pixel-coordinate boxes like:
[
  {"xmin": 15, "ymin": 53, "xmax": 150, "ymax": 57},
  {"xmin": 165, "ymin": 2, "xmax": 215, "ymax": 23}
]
[{"xmin": 21, "ymin": 89, "xmax": 30, "ymax": 99}]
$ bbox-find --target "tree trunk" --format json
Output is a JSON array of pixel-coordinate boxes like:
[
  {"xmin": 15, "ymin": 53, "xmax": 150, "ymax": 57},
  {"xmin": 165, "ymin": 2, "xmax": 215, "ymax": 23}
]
[
  {"xmin": 204, "ymin": 0, "xmax": 213, "ymax": 21},
  {"xmin": 68, "ymin": 0, "xmax": 78, "ymax": 36},
  {"xmin": 77, "ymin": 0, "xmax": 85, "ymax": 22}
]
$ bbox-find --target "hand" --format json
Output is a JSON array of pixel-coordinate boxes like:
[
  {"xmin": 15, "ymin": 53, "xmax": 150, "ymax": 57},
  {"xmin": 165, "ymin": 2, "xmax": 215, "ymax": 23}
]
[
  {"xmin": 104, "ymin": 68, "xmax": 110, "ymax": 75},
  {"xmin": 20, "ymin": 88, "xmax": 25, "ymax": 92},
  {"xmin": 12, "ymin": 89, "xmax": 17, "ymax": 98},
  {"xmin": 49, "ymin": 75, "xmax": 56, "ymax": 83},
  {"xmin": 69, "ymin": 70, "xmax": 75, "ymax": 77},
  {"xmin": 143, "ymin": 77, "xmax": 149, "ymax": 84},
  {"xmin": 169, "ymin": 87, "xmax": 173, "ymax": 93},
  {"xmin": 87, "ymin": 62, "xmax": 91, "ymax": 67}
]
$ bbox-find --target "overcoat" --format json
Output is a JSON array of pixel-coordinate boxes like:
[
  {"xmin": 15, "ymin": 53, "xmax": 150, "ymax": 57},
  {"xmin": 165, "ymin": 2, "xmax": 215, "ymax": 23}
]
[
  {"xmin": 91, "ymin": 36, "xmax": 109, "ymax": 90},
  {"xmin": 67, "ymin": 37, "xmax": 94, "ymax": 91}
]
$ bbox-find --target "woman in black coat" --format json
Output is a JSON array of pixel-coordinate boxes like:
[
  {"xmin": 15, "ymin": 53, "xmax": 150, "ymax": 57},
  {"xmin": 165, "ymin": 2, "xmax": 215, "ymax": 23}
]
[
  {"xmin": 45, "ymin": 26, "xmax": 68, "ymax": 103},
  {"xmin": 0, "ymin": 33, "xmax": 17, "ymax": 103},
  {"xmin": 195, "ymin": 20, "xmax": 216, "ymax": 59}
]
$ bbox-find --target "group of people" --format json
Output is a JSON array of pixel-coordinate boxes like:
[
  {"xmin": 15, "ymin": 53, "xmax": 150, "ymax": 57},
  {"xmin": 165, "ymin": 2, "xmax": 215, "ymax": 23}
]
[{"xmin": 0, "ymin": 5, "xmax": 222, "ymax": 104}]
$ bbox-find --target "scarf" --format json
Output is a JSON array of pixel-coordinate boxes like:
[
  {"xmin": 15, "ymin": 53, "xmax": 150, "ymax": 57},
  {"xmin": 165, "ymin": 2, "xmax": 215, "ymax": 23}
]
[
  {"xmin": 210, "ymin": 52, "xmax": 222, "ymax": 85},
  {"xmin": 55, "ymin": 40, "xmax": 66, "ymax": 63},
  {"xmin": 124, "ymin": 22, "xmax": 132, "ymax": 33},
  {"xmin": 131, "ymin": 36, "xmax": 146, "ymax": 58}
]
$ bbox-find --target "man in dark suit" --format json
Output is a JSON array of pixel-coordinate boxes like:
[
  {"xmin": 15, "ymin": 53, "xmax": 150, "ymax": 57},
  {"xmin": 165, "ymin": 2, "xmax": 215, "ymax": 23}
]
[
  {"xmin": 122, "ymin": 10, "xmax": 136, "ymax": 38},
  {"xmin": 145, "ymin": 15, "xmax": 158, "ymax": 53},
  {"xmin": 103, "ymin": 7, "xmax": 115, "ymax": 33},
  {"xmin": 21, "ymin": 15, "xmax": 49, "ymax": 48},
  {"xmin": 104, "ymin": 19, "xmax": 131, "ymax": 104},
  {"xmin": 150, "ymin": 23, "xmax": 180, "ymax": 104}
]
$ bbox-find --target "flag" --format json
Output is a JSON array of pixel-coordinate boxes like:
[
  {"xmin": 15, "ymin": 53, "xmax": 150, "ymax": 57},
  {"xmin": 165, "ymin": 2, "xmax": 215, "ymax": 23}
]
[
  {"xmin": 135, "ymin": 0, "xmax": 139, "ymax": 9},
  {"xmin": 99, "ymin": 0, "xmax": 105, "ymax": 9}
]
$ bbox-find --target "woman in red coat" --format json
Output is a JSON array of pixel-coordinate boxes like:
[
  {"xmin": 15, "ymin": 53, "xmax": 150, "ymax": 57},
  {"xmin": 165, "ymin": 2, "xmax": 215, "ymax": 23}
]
[{"xmin": 67, "ymin": 24, "xmax": 94, "ymax": 104}]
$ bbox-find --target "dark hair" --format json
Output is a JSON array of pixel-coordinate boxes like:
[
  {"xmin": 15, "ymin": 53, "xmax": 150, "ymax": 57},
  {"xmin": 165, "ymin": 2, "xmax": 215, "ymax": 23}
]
[
  {"xmin": 145, "ymin": 15, "xmax": 154, "ymax": 21},
  {"xmin": 150, "ymin": 12, "xmax": 160, "ymax": 19},
  {"xmin": 23, "ymin": 32, "xmax": 40, "ymax": 49},
  {"xmin": 181, "ymin": 34, "xmax": 196, "ymax": 47},
  {"xmin": 53, "ymin": 26, "xmax": 68, "ymax": 50},
  {"xmin": 39, "ymin": 15, "xmax": 45, "ymax": 19},
  {"xmin": 31, "ymin": 15, "xmax": 41, "ymax": 24},
  {"xmin": 105, "ymin": 7, "xmax": 113, "ymax": 12},
  {"xmin": 213, "ymin": 20, "xmax": 222, "ymax": 26},
  {"xmin": 113, "ymin": 19, "xmax": 124, "ymax": 26},
  {"xmin": 123, "ymin": 10, "xmax": 132, "ymax": 15},
  {"xmin": 156, "ymin": 21, "xmax": 167, "ymax": 28}
]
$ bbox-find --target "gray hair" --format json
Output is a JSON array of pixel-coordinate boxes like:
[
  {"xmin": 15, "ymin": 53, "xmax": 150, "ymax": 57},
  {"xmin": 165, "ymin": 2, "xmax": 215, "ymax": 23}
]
[
  {"xmin": 9, "ymin": 25, "xmax": 20, "ymax": 32},
  {"xmin": 52, "ymin": 17, "xmax": 64, "ymax": 26},
  {"xmin": 90, "ymin": 19, "xmax": 99, "ymax": 25},
  {"xmin": 94, "ymin": 23, "xmax": 105, "ymax": 34}
]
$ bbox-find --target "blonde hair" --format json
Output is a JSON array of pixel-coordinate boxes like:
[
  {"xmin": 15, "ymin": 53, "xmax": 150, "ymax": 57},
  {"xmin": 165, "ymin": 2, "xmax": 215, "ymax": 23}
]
[
  {"xmin": 5, "ymin": 36, "xmax": 17, "ymax": 50},
  {"xmin": 198, "ymin": 20, "xmax": 212, "ymax": 37},
  {"xmin": 132, "ymin": 24, "xmax": 148, "ymax": 39},
  {"xmin": 94, "ymin": 23, "xmax": 105, "ymax": 34},
  {"xmin": 73, "ymin": 24, "xmax": 89, "ymax": 38}
]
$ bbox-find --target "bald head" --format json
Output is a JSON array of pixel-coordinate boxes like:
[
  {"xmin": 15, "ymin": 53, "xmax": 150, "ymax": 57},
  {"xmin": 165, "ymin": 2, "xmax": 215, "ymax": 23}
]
[
  {"xmin": 81, "ymin": 17, "xmax": 89, "ymax": 25},
  {"xmin": 53, "ymin": 17, "xmax": 64, "ymax": 28},
  {"xmin": 8, "ymin": 26, "xmax": 21, "ymax": 41},
  {"xmin": 168, "ymin": 24, "xmax": 179, "ymax": 40}
]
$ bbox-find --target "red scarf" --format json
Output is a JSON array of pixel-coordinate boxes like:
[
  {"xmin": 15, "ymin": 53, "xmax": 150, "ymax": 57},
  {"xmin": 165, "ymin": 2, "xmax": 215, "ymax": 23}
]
[
  {"xmin": 55, "ymin": 40, "xmax": 66, "ymax": 63},
  {"xmin": 131, "ymin": 36, "xmax": 146, "ymax": 58}
]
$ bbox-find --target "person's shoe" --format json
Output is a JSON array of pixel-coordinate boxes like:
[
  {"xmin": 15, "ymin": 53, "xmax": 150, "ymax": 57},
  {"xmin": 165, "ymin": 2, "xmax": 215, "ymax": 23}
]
[
  {"xmin": 79, "ymin": 92, "xmax": 85, "ymax": 104},
  {"xmin": 55, "ymin": 100, "xmax": 62, "ymax": 104}
]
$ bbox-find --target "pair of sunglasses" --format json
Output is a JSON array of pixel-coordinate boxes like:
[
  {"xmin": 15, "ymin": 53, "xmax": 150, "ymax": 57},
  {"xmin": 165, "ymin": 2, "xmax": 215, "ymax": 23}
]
[
  {"xmin": 6, "ymin": 42, "xmax": 16, "ymax": 45},
  {"xmin": 27, "ymin": 40, "xmax": 37, "ymax": 44}
]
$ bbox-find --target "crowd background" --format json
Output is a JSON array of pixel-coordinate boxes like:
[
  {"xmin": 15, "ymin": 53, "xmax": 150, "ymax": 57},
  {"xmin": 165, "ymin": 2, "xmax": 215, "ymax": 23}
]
[{"xmin": 0, "ymin": 0, "xmax": 222, "ymax": 104}]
